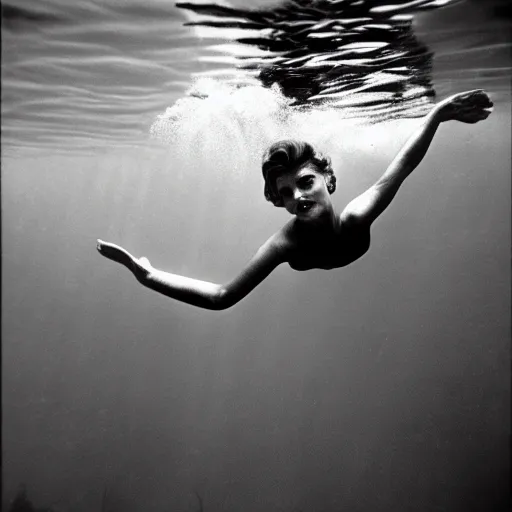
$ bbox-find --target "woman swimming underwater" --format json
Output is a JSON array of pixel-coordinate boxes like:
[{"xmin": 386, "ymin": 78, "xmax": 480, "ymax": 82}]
[{"xmin": 97, "ymin": 89, "xmax": 493, "ymax": 310}]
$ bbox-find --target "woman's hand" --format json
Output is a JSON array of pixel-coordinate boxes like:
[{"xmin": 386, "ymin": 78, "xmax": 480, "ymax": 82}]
[
  {"xmin": 435, "ymin": 89, "xmax": 493, "ymax": 123},
  {"xmin": 97, "ymin": 240, "xmax": 153, "ymax": 283}
]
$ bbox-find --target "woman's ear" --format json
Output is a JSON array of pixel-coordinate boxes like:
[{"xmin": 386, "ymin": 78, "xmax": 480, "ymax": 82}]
[{"xmin": 325, "ymin": 174, "xmax": 336, "ymax": 194}]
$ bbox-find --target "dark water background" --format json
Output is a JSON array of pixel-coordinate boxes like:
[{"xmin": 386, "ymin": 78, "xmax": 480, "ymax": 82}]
[{"xmin": 2, "ymin": 0, "xmax": 510, "ymax": 511}]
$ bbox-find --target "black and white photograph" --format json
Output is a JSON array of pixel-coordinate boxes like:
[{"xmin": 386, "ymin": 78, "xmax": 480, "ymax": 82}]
[{"xmin": 2, "ymin": 0, "xmax": 510, "ymax": 511}]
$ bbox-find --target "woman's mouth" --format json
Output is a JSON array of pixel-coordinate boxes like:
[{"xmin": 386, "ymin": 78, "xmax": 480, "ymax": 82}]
[{"xmin": 297, "ymin": 200, "xmax": 315, "ymax": 214}]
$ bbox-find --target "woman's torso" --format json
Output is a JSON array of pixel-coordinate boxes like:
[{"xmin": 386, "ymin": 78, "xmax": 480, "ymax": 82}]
[{"xmin": 283, "ymin": 216, "xmax": 371, "ymax": 271}]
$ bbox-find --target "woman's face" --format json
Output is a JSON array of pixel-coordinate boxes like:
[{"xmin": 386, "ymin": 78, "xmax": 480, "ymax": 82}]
[{"xmin": 275, "ymin": 163, "xmax": 333, "ymax": 222}]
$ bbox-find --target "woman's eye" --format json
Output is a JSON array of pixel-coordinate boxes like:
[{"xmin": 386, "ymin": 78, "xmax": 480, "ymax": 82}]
[{"xmin": 299, "ymin": 177, "xmax": 314, "ymax": 188}]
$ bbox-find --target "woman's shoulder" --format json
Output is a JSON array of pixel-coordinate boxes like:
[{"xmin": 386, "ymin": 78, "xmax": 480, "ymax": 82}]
[{"xmin": 270, "ymin": 221, "xmax": 297, "ymax": 259}]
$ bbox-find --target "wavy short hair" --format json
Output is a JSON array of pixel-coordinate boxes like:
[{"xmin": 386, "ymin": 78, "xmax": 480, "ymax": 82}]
[{"xmin": 262, "ymin": 140, "xmax": 336, "ymax": 207}]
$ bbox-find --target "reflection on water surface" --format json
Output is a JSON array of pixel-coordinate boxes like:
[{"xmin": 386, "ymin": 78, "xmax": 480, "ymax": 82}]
[{"xmin": 1, "ymin": 0, "xmax": 510, "ymax": 154}]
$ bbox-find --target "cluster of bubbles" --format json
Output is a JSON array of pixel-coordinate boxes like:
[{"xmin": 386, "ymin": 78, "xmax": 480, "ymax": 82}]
[{"xmin": 149, "ymin": 78, "xmax": 380, "ymax": 177}]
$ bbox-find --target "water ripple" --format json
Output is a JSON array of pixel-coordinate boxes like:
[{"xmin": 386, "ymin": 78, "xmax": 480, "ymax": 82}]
[
  {"xmin": 174, "ymin": 0, "xmax": 507, "ymax": 118},
  {"xmin": 1, "ymin": 0, "xmax": 510, "ymax": 154}
]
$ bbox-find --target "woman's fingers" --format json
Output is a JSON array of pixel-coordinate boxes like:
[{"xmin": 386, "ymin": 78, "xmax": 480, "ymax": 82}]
[
  {"xmin": 461, "ymin": 109, "xmax": 491, "ymax": 123},
  {"xmin": 440, "ymin": 90, "xmax": 492, "ymax": 123},
  {"xmin": 97, "ymin": 240, "xmax": 135, "ymax": 269},
  {"xmin": 455, "ymin": 90, "xmax": 491, "ymax": 108},
  {"xmin": 469, "ymin": 90, "xmax": 492, "ymax": 108}
]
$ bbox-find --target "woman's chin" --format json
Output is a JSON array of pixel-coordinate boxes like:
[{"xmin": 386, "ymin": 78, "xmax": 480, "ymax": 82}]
[
  {"xmin": 296, "ymin": 207, "xmax": 335, "ymax": 226},
  {"xmin": 296, "ymin": 211, "xmax": 321, "ymax": 224}
]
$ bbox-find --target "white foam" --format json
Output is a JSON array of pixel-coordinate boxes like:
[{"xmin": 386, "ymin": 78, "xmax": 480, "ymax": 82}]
[{"xmin": 149, "ymin": 78, "xmax": 421, "ymax": 185}]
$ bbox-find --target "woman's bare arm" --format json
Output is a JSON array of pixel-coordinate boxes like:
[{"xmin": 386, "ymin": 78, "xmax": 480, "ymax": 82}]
[
  {"xmin": 340, "ymin": 89, "xmax": 493, "ymax": 227},
  {"xmin": 97, "ymin": 233, "xmax": 287, "ymax": 310}
]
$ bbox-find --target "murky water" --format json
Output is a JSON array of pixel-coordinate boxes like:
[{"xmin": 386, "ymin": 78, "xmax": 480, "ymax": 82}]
[{"xmin": 2, "ymin": 1, "xmax": 510, "ymax": 511}]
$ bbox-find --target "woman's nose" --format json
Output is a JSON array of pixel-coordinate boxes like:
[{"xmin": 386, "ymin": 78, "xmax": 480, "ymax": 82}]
[{"xmin": 293, "ymin": 189, "xmax": 302, "ymax": 201}]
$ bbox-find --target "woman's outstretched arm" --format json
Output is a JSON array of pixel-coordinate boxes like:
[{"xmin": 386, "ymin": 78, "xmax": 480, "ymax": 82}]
[
  {"xmin": 97, "ymin": 232, "xmax": 287, "ymax": 310},
  {"xmin": 340, "ymin": 89, "xmax": 493, "ymax": 227}
]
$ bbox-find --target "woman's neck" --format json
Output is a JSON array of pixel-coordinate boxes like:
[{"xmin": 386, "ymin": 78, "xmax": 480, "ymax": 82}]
[{"xmin": 295, "ymin": 207, "xmax": 340, "ymax": 236}]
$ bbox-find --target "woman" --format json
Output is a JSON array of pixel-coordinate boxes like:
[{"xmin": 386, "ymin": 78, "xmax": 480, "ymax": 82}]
[{"xmin": 97, "ymin": 89, "xmax": 493, "ymax": 310}]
